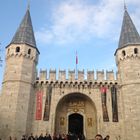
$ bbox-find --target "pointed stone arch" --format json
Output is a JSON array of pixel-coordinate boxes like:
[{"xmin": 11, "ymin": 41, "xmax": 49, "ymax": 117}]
[{"xmin": 54, "ymin": 92, "xmax": 97, "ymax": 139}]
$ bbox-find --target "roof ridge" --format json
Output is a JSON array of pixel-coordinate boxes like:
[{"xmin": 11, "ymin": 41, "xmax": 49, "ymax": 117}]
[
  {"xmin": 10, "ymin": 9, "xmax": 37, "ymax": 49},
  {"xmin": 118, "ymin": 9, "xmax": 140, "ymax": 49}
]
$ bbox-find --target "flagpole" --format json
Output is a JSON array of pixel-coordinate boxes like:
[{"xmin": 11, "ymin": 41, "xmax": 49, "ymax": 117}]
[
  {"xmin": 76, "ymin": 51, "xmax": 78, "ymax": 80},
  {"xmin": 27, "ymin": 0, "xmax": 30, "ymax": 10}
]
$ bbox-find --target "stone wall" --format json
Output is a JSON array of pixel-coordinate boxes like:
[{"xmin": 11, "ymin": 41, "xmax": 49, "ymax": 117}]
[
  {"xmin": 30, "ymin": 79, "xmax": 122, "ymax": 140},
  {"xmin": 116, "ymin": 45, "xmax": 140, "ymax": 140}
]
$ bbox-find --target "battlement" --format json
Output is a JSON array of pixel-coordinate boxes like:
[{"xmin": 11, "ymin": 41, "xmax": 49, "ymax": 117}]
[{"xmin": 38, "ymin": 69, "xmax": 117, "ymax": 82}]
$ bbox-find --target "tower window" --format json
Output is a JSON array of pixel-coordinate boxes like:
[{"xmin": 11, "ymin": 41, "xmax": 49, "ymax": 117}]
[
  {"xmin": 7, "ymin": 48, "xmax": 10, "ymax": 54},
  {"xmin": 134, "ymin": 48, "xmax": 138, "ymax": 54},
  {"xmin": 28, "ymin": 49, "xmax": 31, "ymax": 55},
  {"xmin": 16, "ymin": 46, "xmax": 20, "ymax": 53},
  {"xmin": 122, "ymin": 50, "xmax": 126, "ymax": 56}
]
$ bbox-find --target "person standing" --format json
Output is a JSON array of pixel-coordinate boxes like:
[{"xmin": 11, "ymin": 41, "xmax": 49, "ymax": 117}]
[
  {"xmin": 21, "ymin": 135, "xmax": 26, "ymax": 140},
  {"xmin": 95, "ymin": 134, "xmax": 103, "ymax": 140},
  {"xmin": 28, "ymin": 133, "xmax": 35, "ymax": 140},
  {"xmin": 38, "ymin": 134, "xmax": 44, "ymax": 140},
  {"xmin": 103, "ymin": 135, "xmax": 110, "ymax": 140}
]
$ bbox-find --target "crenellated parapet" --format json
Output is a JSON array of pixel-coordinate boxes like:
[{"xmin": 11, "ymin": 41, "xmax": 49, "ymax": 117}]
[
  {"xmin": 87, "ymin": 70, "xmax": 94, "ymax": 82},
  {"xmin": 68, "ymin": 70, "xmax": 75, "ymax": 81},
  {"xmin": 37, "ymin": 69, "xmax": 117, "ymax": 83},
  {"xmin": 106, "ymin": 70, "xmax": 115, "ymax": 81},
  {"xmin": 78, "ymin": 70, "xmax": 84, "ymax": 82},
  {"xmin": 96, "ymin": 70, "xmax": 104, "ymax": 81},
  {"xmin": 39, "ymin": 70, "xmax": 47, "ymax": 81},
  {"xmin": 5, "ymin": 44, "xmax": 39, "ymax": 63},
  {"xmin": 59, "ymin": 70, "xmax": 66, "ymax": 81},
  {"xmin": 49, "ymin": 69, "xmax": 56, "ymax": 81}
]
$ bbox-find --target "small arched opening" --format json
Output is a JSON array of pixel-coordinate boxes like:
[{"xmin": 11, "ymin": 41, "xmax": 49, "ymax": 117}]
[
  {"xmin": 134, "ymin": 48, "xmax": 138, "ymax": 54},
  {"xmin": 122, "ymin": 50, "xmax": 126, "ymax": 56},
  {"xmin": 15, "ymin": 46, "xmax": 20, "ymax": 53},
  {"xmin": 28, "ymin": 49, "xmax": 31, "ymax": 55}
]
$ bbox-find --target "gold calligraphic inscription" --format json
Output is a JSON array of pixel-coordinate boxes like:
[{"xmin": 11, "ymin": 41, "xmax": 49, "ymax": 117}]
[{"xmin": 68, "ymin": 101, "xmax": 85, "ymax": 107}]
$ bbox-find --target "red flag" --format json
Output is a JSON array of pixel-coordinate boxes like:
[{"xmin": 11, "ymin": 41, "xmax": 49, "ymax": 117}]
[
  {"xmin": 36, "ymin": 91, "xmax": 43, "ymax": 120},
  {"xmin": 76, "ymin": 52, "xmax": 78, "ymax": 64}
]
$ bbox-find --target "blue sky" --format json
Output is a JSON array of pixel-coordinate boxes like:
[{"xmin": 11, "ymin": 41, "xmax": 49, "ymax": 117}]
[{"xmin": 0, "ymin": 0, "xmax": 140, "ymax": 83}]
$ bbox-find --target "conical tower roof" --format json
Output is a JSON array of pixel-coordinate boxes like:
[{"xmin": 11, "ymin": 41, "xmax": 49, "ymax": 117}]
[
  {"xmin": 10, "ymin": 9, "xmax": 38, "ymax": 51},
  {"xmin": 118, "ymin": 9, "xmax": 140, "ymax": 49}
]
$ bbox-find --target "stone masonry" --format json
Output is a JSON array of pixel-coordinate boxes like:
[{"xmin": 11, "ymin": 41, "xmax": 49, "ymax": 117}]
[{"xmin": 0, "ymin": 6, "xmax": 140, "ymax": 140}]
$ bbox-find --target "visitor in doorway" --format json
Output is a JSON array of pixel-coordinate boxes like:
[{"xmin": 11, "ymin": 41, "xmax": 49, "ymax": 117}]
[
  {"xmin": 38, "ymin": 133, "xmax": 44, "ymax": 140},
  {"xmin": 21, "ymin": 135, "xmax": 26, "ymax": 140},
  {"xmin": 48, "ymin": 134, "xmax": 52, "ymax": 140},
  {"xmin": 43, "ymin": 133, "xmax": 52, "ymax": 140},
  {"xmin": 103, "ymin": 135, "xmax": 110, "ymax": 140},
  {"xmin": 28, "ymin": 133, "xmax": 35, "ymax": 140},
  {"xmin": 34, "ymin": 135, "xmax": 39, "ymax": 140},
  {"xmin": 78, "ymin": 133, "xmax": 85, "ymax": 140},
  {"xmin": 44, "ymin": 133, "xmax": 52, "ymax": 140},
  {"xmin": 61, "ymin": 134, "xmax": 66, "ymax": 140},
  {"xmin": 44, "ymin": 133, "xmax": 48, "ymax": 140},
  {"xmin": 95, "ymin": 134, "xmax": 103, "ymax": 140},
  {"xmin": 52, "ymin": 133, "xmax": 57, "ymax": 140},
  {"xmin": 56, "ymin": 134, "xmax": 62, "ymax": 140}
]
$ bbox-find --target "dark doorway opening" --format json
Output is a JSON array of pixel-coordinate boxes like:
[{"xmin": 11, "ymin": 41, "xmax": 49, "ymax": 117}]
[{"xmin": 68, "ymin": 113, "xmax": 83, "ymax": 135}]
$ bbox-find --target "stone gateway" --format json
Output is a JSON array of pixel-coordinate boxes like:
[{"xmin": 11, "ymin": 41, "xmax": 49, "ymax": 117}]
[{"xmin": 0, "ymin": 6, "xmax": 140, "ymax": 140}]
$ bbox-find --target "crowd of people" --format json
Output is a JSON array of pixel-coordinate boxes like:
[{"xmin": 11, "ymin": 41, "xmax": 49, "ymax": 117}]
[
  {"xmin": 5, "ymin": 133, "xmax": 110, "ymax": 140},
  {"xmin": 20, "ymin": 133, "xmax": 85, "ymax": 140}
]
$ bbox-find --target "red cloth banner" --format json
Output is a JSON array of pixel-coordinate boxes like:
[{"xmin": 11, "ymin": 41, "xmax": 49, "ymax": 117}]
[
  {"xmin": 100, "ymin": 87, "xmax": 107, "ymax": 93},
  {"xmin": 36, "ymin": 91, "xmax": 43, "ymax": 120}
]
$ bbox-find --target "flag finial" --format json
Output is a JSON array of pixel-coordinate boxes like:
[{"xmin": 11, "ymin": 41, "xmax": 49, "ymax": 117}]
[
  {"xmin": 124, "ymin": 0, "xmax": 127, "ymax": 11},
  {"xmin": 27, "ymin": 0, "xmax": 30, "ymax": 10}
]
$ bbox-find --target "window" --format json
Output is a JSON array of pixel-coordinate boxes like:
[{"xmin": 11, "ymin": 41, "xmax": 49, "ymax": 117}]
[
  {"xmin": 134, "ymin": 48, "xmax": 138, "ymax": 54},
  {"xmin": 7, "ymin": 48, "xmax": 10, "ymax": 54},
  {"xmin": 122, "ymin": 50, "xmax": 126, "ymax": 56},
  {"xmin": 16, "ymin": 46, "xmax": 20, "ymax": 53},
  {"xmin": 28, "ymin": 49, "xmax": 31, "ymax": 55}
]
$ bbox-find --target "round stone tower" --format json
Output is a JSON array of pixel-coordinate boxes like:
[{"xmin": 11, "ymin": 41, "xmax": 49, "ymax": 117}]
[
  {"xmin": 115, "ymin": 8, "xmax": 140, "ymax": 140},
  {"xmin": 0, "ymin": 8, "xmax": 39, "ymax": 139}
]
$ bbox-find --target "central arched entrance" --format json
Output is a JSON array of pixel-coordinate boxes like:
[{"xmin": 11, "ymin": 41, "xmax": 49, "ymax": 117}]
[
  {"xmin": 54, "ymin": 92, "xmax": 97, "ymax": 139},
  {"xmin": 68, "ymin": 113, "xmax": 83, "ymax": 135}
]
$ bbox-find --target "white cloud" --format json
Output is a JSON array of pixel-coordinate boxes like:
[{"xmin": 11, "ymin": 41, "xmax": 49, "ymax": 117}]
[{"xmin": 35, "ymin": 0, "xmax": 140, "ymax": 45}]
